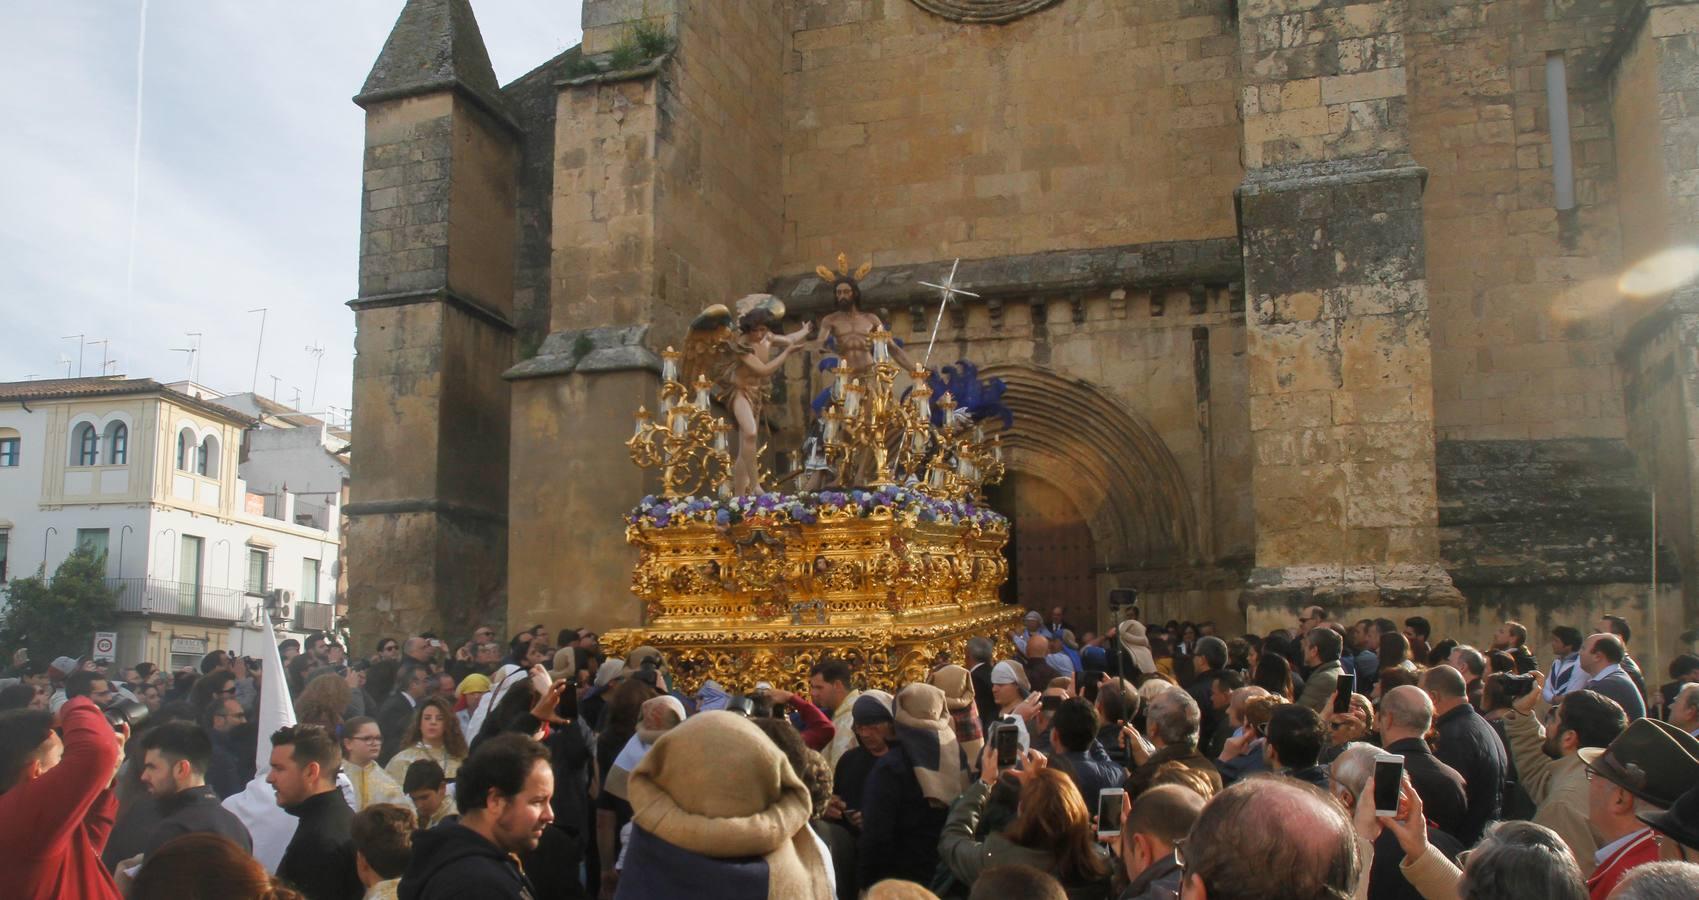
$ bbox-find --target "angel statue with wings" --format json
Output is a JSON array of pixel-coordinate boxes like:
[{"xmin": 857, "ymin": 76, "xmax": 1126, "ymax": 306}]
[{"xmin": 683, "ymin": 293, "xmax": 812, "ymax": 496}]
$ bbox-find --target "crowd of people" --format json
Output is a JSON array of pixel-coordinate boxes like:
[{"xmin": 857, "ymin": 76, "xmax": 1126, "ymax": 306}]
[{"xmin": 2, "ymin": 608, "xmax": 1699, "ymax": 900}]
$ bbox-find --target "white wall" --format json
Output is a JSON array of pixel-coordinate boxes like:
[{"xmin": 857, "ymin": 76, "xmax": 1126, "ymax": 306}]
[
  {"xmin": 0, "ymin": 394, "xmax": 339, "ymax": 612},
  {"xmin": 244, "ymin": 425, "xmax": 348, "ymax": 496}
]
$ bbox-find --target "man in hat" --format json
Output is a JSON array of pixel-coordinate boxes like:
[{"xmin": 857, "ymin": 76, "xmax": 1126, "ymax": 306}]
[
  {"xmin": 1580, "ymin": 718, "xmax": 1699, "ymax": 899},
  {"xmin": 45, "ymin": 656, "xmax": 79, "ymax": 712},
  {"xmin": 831, "ymin": 693, "xmax": 895, "ymax": 830},
  {"xmin": 1012, "ymin": 610, "xmax": 1045, "ymax": 656},
  {"xmin": 1640, "ymin": 784, "xmax": 1699, "ymax": 862}
]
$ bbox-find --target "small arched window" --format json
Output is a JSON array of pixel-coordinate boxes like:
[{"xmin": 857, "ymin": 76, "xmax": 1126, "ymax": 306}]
[
  {"xmin": 198, "ymin": 435, "xmax": 219, "ymax": 477},
  {"xmin": 104, "ymin": 422, "xmax": 128, "ymax": 465},
  {"xmin": 176, "ymin": 429, "xmax": 194, "ymax": 471},
  {"xmin": 72, "ymin": 423, "xmax": 99, "ymax": 467}
]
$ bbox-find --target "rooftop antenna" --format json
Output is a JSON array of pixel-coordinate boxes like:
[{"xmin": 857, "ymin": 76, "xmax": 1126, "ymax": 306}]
[
  {"xmin": 185, "ymin": 332, "xmax": 203, "ymax": 382},
  {"xmin": 304, "ymin": 343, "xmax": 325, "ymax": 408},
  {"xmin": 103, "ymin": 359, "xmax": 120, "ymax": 375},
  {"xmin": 61, "ymin": 334, "xmax": 86, "ymax": 377},
  {"xmin": 248, "ymin": 308, "xmax": 268, "ymax": 393},
  {"xmin": 56, "ymin": 355, "xmax": 73, "ymax": 377},
  {"xmin": 290, "ymin": 387, "xmax": 302, "ymax": 410},
  {"xmin": 88, "ymin": 339, "xmax": 111, "ymax": 376},
  {"xmin": 170, "ymin": 345, "xmax": 197, "ymax": 379},
  {"xmin": 268, "ymin": 374, "xmax": 281, "ymax": 401}
]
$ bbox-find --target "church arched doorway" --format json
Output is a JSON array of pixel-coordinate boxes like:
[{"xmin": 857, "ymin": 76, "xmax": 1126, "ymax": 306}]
[
  {"xmin": 987, "ymin": 472, "xmax": 1098, "ymax": 637},
  {"xmin": 979, "ymin": 363, "xmax": 1201, "ymax": 633}
]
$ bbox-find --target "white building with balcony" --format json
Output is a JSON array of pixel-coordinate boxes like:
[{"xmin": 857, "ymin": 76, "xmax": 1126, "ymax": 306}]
[{"xmin": 0, "ymin": 376, "xmax": 342, "ymax": 669}]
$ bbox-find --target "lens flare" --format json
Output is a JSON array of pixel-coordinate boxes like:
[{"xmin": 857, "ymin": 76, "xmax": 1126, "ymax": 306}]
[{"xmin": 1618, "ymin": 246, "xmax": 1699, "ymax": 299}]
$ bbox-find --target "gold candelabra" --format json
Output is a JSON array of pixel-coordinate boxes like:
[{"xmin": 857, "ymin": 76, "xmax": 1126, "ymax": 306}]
[
  {"xmin": 914, "ymin": 392, "xmax": 1006, "ymax": 501},
  {"xmin": 816, "ymin": 330, "xmax": 1006, "ymax": 497},
  {"xmin": 627, "ymin": 347, "xmax": 734, "ymax": 497}
]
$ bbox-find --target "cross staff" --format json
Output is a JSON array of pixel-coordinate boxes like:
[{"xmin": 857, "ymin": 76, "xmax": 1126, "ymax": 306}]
[{"xmin": 918, "ymin": 258, "xmax": 980, "ymax": 365}]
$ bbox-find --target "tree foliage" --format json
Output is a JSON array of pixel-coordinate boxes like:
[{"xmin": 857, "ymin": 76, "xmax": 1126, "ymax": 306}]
[{"xmin": 0, "ymin": 545, "xmax": 118, "ymax": 661}]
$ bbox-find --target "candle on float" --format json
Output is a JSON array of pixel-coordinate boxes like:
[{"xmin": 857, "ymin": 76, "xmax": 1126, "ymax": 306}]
[
  {"xmin": 823, "ymin": 412, "xmax": 839, "ymax": 444},
  {"xmin": 844, "ymin": 381, "xmax": 863, "ymax": 416},
  {"xmin": 694, "ymin": 376, "xmax": 712, "ymax": 409},
  {"xmin": 993, "ymin": 436, "xmax": 1004, "ymax": 462},
  {"xmin": 661, "ymin": 347, "xmax": 679, "ymax": 383},
  {"xmin": 872, "ymin": 330, "xmax": 890, "ymax": 363},
  {"xmin": 633, "ymin": 406, "xmax": 650, "ymax": 438},
  {"xmin": 833, "ymin": 367, "xmax": 847, "ymax": 401},
  {"xmin": 671, "ymin": 405, "xmax": 689, "ymax": 437},
  {"xmin": 912, "ymin": 384, "xmax": 932, "ymax": 419}
]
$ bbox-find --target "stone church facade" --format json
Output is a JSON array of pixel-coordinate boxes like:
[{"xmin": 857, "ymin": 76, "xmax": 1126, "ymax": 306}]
[{"xmin": 344, "ymin": 0, "xmax": 1699, "ymax": 675}]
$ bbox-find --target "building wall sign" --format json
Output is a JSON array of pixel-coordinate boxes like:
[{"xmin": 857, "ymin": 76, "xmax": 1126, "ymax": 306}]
[
  {"xmin": 169, "ymin": 636, "xmax": 207, "ymax": 655},
  {"xmin": 909, "ymin": 0, "xmax": 1062, "ymax": 24}
]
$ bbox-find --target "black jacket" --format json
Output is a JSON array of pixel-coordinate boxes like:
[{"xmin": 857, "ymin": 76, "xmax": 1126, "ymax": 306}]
[
  {"xmin": 378, "ymin": 692, "xmax": 418, "ymax": 765},
  {"xmin": 970, "ymin": 663, "xmax": 998, "ymax": 741},
  {"xmin": 206, "ymin": 729, "xmax": 250, "ymax": 799},
  {"xmin": 1185, "ymin": 670, "xmax": 1223, "ymax": 755},
  {"xmin": 1432, "ymin": 703, "xmax": 1507, "ymax": 846},
  {"xmin": 1367, "ymin": 826, "xmax": 1463, "ymax": 900},
  {"xmin": 399, "ymin": 822, "xmax": 537, "ymax": 900},
  {"xmin": 1382, "ymin": 738, "xmax": 1469, "ymax": 842},
  {"xmin": 142, "ymin": 784, "xmax": 253, "ymax": 858},
  {"xmin": 277, "ymin": 789, "xmax": 362, "ymax": 900},
  {"xmin": 858, "ymin": 744, "xmax": 947, "ymax": 887},
  {"xmin": 1284, "ymin": 765, "xmax": 1331, "ymax": 790}
]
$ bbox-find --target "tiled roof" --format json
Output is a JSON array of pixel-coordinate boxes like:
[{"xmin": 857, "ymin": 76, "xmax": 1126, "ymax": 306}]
[
  {"xmin": 0, "ymin": 376, "xmax": 160, "ymax": 400},
  {"xmin": 0, "ymin": 376, "xmax": 258, "ymax": 425}
]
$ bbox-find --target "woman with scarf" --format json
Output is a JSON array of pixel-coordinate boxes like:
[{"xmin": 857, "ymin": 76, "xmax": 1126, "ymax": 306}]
[
  {"xmin": 858, "ymin": 683, "xmax": 970, "ymax": 888},
  {"xmin": 928, "ymin": 665, "xmax": 985, "ymax": 771},
  {"xmin": 616, "ymin": 711, "xmax": 833, "ymax": 899},
  {"xmin": 938, "ymin": 749, "xmax": 1114, "ymax": 899},
  {"xmin": 1116, "ymin": 619, "xmax": 1159, "ymax": 683}
]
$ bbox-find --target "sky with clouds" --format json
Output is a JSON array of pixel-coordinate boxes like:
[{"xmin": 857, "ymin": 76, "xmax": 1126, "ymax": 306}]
[{"xmin": 0, "ymin": 1, "xmax": 582, "ymax": 422}]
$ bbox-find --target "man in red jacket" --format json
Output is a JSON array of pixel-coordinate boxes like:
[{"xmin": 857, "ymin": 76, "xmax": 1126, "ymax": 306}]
[{"xmin": 0, "ymin": 695, "xmax": 125, "ymax": 899}]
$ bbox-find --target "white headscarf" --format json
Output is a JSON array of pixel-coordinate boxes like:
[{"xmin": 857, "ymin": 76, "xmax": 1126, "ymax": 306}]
[{"xmin": 465, "ymin": 663, "xmax": 527, "ymax": 738}]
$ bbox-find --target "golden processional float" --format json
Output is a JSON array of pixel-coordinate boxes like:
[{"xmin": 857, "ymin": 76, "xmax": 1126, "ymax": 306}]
[{"xmin": 602, "ymin": 275, "xmax": 1024, "ymax": 693}]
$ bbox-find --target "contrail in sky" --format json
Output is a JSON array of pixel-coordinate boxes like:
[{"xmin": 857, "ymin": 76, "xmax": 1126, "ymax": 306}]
[{"xmin": 124, "ymin": 0, "xmax": 148, "ymax": 305}]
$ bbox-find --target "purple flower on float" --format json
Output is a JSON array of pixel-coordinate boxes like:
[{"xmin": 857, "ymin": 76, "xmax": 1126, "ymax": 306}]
[{"xmin": 715, "ymin": 509, "xmax": 731, "ymax": 525}]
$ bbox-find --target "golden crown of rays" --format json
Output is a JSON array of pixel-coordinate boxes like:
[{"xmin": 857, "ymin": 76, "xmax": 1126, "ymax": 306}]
[{"xmin": 816, "ymin": 252, "xmax": 874, "ymax": 284}]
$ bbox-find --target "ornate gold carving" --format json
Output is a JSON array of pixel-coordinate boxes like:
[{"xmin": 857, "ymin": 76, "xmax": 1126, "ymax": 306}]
[{"xmin": 611, "ymin": 512, "xmax": 1019, "ymax": 693}]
